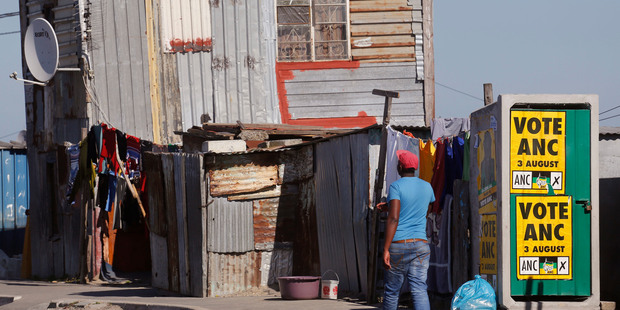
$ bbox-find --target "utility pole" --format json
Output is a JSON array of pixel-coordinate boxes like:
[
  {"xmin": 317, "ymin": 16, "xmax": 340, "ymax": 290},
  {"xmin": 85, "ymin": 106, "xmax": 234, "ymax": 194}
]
[{"xmin": 484, "ymin": 83, "xmax": 493, "ymax": 106}]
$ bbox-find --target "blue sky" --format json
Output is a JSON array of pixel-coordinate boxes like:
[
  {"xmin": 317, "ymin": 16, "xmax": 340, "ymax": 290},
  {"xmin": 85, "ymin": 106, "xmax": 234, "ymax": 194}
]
[{"xmin": 0, "ymin": 1, "xmax": 619, "ymax": 142}]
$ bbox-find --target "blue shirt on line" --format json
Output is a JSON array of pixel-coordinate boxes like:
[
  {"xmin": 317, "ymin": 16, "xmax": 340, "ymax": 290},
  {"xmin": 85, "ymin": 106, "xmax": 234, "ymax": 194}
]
[{"xmin": 387, "ymin": 176, "xmax": 436, "ymax": 241}]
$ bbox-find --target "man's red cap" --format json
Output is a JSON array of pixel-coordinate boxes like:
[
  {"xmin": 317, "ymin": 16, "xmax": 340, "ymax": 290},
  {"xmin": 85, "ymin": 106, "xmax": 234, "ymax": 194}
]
[{"xmin": 396, "ymin": 150, "xmax": 418, "ymax": 170}]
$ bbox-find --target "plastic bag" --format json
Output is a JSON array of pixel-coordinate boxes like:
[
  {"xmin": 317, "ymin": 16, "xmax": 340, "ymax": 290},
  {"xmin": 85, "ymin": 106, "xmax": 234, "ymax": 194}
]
[{"xmin": 451, "ymin": 275, "xmax": 497, "ymax": 310}]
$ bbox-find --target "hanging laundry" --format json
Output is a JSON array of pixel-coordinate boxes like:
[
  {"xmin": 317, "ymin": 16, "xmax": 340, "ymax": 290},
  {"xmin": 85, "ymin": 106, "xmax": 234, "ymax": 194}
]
[
  {"xmin": 427, "ymin": 194, "xmax": 453, "ymax": 294},
  {"xmin": 462, "ymin": 133, "xmax": 471, "ymax": 181},
  {"xmin": 431, "ymin": 118, "xmax": 470, "ymax": 141},
  {"xmin": 419, "ymin": 139, "xmax": 436, "ymax": 183},
  {"xmin": 98, "ymin": 123, "xmax": 121, "ymax": 174},
  {"xmin": 68, "ymin": 138, "xmax": 96, "ymax": 204},
  {"xmin": 65, "ymin": 144, "xmax": 80, "ymax": 206},
  {"xmin": 385, "ymin": 126, "xmax": 421, "ymax": 192},
  {"xmin": 116, "ymin": 130, "xmax": 127, "ymax": 161},
  {"xmin": 126, "ymin": 134, "xmax": 141, "ymax": 179},
  {"xmin": 444, "ymin": 136, "xmax": 465, "ymax": 198},
  {"xmin": 105, "ymin": 172, "xmax": 118, "ymax": 212},
  {"xmin": 430, "ymin": 139, "xmax": 446, "ymax": 214}
]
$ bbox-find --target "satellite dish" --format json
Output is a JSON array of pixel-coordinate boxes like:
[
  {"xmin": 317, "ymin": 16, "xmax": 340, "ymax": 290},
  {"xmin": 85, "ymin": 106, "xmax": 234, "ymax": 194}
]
[{"xmin": 24, "ymin": 18, "xmax": 59, "ymax": 82}]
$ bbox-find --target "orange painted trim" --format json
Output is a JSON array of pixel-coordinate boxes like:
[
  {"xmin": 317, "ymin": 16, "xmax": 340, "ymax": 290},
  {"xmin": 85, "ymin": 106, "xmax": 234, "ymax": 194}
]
[
  {"xmin": 287, "ymin": 112, "xmax": 378, "ymax": 128},
  {"xmin": 276, "ymin": 60, "xmax": 377, "ymax": 128}
]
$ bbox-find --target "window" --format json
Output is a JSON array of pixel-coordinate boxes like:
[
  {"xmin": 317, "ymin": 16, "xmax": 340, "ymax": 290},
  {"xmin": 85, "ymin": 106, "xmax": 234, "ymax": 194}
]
[{"xmin": 276, "ymin": 0, "xmax": 349, "ymax": 62}]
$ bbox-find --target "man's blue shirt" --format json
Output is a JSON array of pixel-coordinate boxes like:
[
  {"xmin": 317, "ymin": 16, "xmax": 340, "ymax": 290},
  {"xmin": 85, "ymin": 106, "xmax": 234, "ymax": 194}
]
[{"xmin": 387, "ymin": 176, "xmax": 435, "ymax": 241}]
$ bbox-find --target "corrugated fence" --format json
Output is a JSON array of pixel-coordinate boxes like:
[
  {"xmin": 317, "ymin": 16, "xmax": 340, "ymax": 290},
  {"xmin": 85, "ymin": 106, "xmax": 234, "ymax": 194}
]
[{"xmin": 0, "ymin": 148, "xmax": 30, "ymax": 257}]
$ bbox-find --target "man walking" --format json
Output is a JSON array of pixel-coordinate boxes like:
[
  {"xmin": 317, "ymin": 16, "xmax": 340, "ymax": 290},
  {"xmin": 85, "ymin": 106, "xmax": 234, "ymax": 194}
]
[{"xmin": 382, "ymin": 150, "xmax": 435, "ymax": 310}]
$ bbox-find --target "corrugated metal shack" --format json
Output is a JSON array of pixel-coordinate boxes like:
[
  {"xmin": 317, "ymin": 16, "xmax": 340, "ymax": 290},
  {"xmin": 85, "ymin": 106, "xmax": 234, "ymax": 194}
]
[
  {"xmin": 145, "ymin": 125, "xmax": 374, "ymax": 297},
  {"xmin": 0, "ymin": 142, "xmax": 30, "ymax": 258},
  {"xmin": 19, "ymin": 0, "xmax": 435, "ymax": 280}
]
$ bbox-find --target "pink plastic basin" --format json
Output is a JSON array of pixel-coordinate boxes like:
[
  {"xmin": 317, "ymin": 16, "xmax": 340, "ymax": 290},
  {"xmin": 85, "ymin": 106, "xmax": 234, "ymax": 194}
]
[{"xmin": 277, "ymin": 276, "xmax": 321, "ymax": 300}]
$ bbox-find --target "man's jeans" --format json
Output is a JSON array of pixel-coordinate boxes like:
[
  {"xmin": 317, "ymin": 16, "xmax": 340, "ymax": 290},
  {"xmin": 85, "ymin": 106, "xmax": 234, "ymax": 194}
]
[{"xmin": 383, "ymin": 241, "xmax": 430, "ymax": 310}]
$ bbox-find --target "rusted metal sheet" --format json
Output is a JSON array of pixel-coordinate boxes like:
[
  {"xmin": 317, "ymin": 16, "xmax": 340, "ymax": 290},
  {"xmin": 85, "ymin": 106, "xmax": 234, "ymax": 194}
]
[
  {"xmin": 253, "ymin": 199, "xmax": 278, "ymax": 250},
  {"xmin": 209, "ymin": 164, "xmax": 279, "ymax": 197},
  {"xmin": 253, "ymin": 193, "xmax": 297, "ymax": 251},
  {"xmin": 208, "ymin": 251, "xmax": 261, "ymax": 297},
  {"xmin": 207, "ymin": 197, "xmax": 254, "ymax": 253},
  {"xmin": 160, "ymin": 0, "xmax": 212, "ymax": 53}
]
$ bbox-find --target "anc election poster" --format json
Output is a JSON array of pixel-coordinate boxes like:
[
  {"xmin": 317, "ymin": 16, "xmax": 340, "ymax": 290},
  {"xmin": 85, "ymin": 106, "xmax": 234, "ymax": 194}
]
[
  {"xmin": 477, "ymin": 129, "xmax": 497, "ymax": 213},
  {"xmin": 480, "ymin": 214, "xmax": 497, "ymax": 274},
  {"xmin": 510, "ymin": 110, "xmax": 566, "ymax": 194},
  {"xmin": 516, "ymin": 195, "xmax": 572, "ymax": 280}
]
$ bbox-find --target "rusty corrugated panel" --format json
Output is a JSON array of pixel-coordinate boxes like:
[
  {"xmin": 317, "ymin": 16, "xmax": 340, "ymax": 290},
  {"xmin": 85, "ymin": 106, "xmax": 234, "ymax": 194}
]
[
  {"xmin": 208, "ymin": 251, "xmax": 261, "ymax": 297},
  {"xmin": 253, "ymin": 194, "xmax": 297, "ymax": 251},
  {"xmin": 209, "ymin": 165, "xmax": 279, "ymax": 197},
  {"xmin": 253, "ymin": 199, "xmax": 278, "ymax": 250},
  {"xmin": 207, "ymin": 197, "xmax": 253, "ymax": 253},
  {"xmin": 160, "ymin": 0, "xmax": 212, "ymax": 53}
]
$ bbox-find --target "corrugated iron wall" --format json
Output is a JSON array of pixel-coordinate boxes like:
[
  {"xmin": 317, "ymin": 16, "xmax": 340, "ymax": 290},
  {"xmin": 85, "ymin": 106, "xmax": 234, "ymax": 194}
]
[
  {"xmin": 89, "ymin": 0, "xmax": 154, "ymax": 140},
  {"xmin": 314, "ymin": 133, "xmax": 369, "ymax": 294},
  {"xmin": 184, "ymin": 0, "xmax": 279, "ymax": 126},
  {"xmin": 207, "ymin": 198, "xmax": 254, "ymax": 253},
  {"xmin": 159, "ymin": 0, "xmax": 212, "ymax": 53},
  {"xmin": 283, "ymin": 62, "xmax": 425, "ymax": 126}
]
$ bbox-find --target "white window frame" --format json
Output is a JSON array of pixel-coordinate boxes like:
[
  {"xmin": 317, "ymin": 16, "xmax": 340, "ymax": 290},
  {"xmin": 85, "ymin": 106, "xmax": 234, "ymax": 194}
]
[{"xmin": 275, "ymin": 0, "xmax": 351, "ymax": 62}]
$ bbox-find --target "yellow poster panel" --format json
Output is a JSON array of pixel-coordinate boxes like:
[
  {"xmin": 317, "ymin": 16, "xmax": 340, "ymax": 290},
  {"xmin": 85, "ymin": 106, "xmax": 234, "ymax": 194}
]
[
  {"xmin": 480, "ymin": 214, "xmax": 497, "ymax": 274},
  {"xmin": 477, "ymin": 129, "xmax": 497, "ymax": 213},
  {"xmin": 510, "ymin": 111, "xmax": 566, "ymax": 194},
  {"xmin": 516, "ymin": 196, "xmax": 572, "ymax": 280}
]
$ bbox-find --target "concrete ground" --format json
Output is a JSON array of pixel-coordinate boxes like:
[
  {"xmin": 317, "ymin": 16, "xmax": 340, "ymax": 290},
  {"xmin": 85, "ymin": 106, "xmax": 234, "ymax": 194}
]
[{"xmin": 0, "ymin": 280, "xmax": 380, "ymax": 310}]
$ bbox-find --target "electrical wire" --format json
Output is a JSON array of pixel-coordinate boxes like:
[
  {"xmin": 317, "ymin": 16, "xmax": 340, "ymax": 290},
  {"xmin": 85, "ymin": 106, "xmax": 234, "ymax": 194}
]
[
  {"xmin": 435, "ymin": 81, "xmax": 484, "ymax": 102},
  {"xmin": 0, "ymin": 30, "xmax": 19, "ymax": 36},
  {"xmin": 600, "ymin": 113, "xmax": 620, "ymax": 122},
  {"xmin": 599, "ymin": 105, "xmax": 620, "ymax": 115},
  {"xmin": 0, "ymin": 12, "xmax": 18, "ymax": 19},
  {"xmin": 0, "ymin": 130, "xmax": 23, "ymax": 141}
]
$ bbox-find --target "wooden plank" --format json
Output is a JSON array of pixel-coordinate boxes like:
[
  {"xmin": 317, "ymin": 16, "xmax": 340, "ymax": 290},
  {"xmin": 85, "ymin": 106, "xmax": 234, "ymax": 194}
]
[
  {"xmin": 162, "ymin": 154, "xmax": 180, "ymax": 293},
  {"xmin": 146, "ymin": 0, "xmax": 162, "ymax": 143},
  {"xmin": 351, "ymin": 23, "xmax": 416, "ymax": 36},
  {"xmin": 284, "ymin": 78, "xmax": 421, "ymax": 94},
  {"xmin": 350, "ymin": 0, "xmax": 413, "ymax": 12},
  {"xmin": 185, "ymin": 154, "xmax": 207, "ymax": 297},
  {"xmin": 150, "ymin": 232, "xmax": 169, "ymax": 290},
  {"xmin": 351, "ymin": 35, "xmax": 415, "ymax": 48},
  {"xmin": 358, "ymin": 58, "xmax": 416, "ymax": 63},
  {"xmin": 144, "ymin": 153, "xmax": 167, "ymax": 236},
  {"xmin": 287, "ymin": 91, "xmax": 423, "ymax": 107},
  {"xmin": 351, "ymin": 11, "xmax": 418, "ymax": 24},
  {"xmin": 173, "ymin": 154, "xmax": 190, "ymax": 295},
  {"xmin": 351, "ymin": 46, "xmax": 414, "ymax": 59},
  {"xmin": 422, "ymin": 0, "xmax": 435, "ymax": 126}
]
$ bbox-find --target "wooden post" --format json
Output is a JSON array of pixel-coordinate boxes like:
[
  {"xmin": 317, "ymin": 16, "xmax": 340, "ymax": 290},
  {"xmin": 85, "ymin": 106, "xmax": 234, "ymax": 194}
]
[
  {"xmin": 368, "ymin": 89, "xmax": 399, "ymax": 303},
  {"xmin": 484, "ymin": 83, "xmax": 493, "ymax": 106},
  {"xmin": 422, "ymin": 0, "xmax": 435, "ymax": 126}
]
